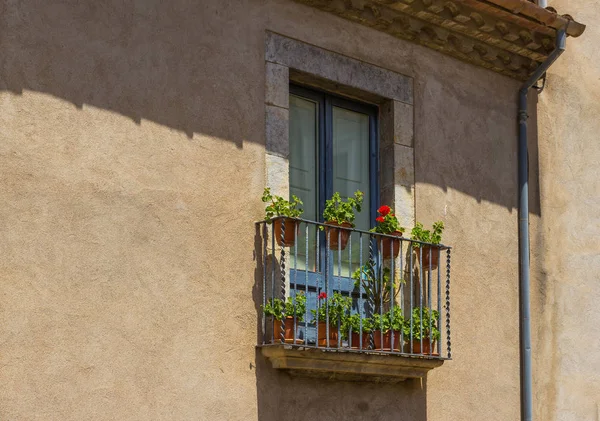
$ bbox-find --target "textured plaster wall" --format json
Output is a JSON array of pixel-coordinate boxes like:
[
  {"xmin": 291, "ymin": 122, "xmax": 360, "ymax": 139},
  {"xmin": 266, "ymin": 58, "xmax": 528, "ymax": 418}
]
[
  {"xmin": 0, "ymin": 0, "xmax": 529, "ymax": 420},
  {"xmin": 0, "ymin": 2, "xmax": 267, "ymax": 419},
  {"xmin": 531, "ymin": 2, "xmax": 600, "ymax": 420}
]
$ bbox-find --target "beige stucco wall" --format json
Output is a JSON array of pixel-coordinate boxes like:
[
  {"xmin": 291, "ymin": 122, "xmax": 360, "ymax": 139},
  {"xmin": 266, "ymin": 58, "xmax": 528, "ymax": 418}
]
[
  {"xmin": 531, "ymin": 2, "xmax": 600, "ymax": 420},
  {"xmin": 2, "ymin": 0, "xmax": 592, "ymax": 420}
]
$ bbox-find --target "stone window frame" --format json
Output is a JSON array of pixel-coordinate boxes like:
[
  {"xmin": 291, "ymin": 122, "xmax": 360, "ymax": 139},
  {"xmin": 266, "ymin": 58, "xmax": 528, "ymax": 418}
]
[{"xmin": 264, "ymin": 32, "xmax": 415, "ymax": 229}]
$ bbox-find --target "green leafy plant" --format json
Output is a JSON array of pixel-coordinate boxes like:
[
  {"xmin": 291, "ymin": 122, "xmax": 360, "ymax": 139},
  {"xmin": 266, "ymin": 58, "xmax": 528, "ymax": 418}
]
[
  {"xmin": 372, "ymin": 306, "xmax": 405, "ymax": 332},
  {"xmin": 386, "ymin": 306, "xmax": 405, "ymax": 332},
  {"xmin": 262, "ymin": 292, "xmax": 307, "ymax": 321},
  {"xmin": 370, "ymin": 205, "xmax": 405, "ymax": 235},
  {"xmin": 262, "ymin": 187, "xmax": 303, "ymax": 221},
  {"xmin": 311, "ymin": 292, "xmax": 352, "ymax": 325},
  {"xmin": 404, "ymin": 307, "xmax": 441, "ymax": 341},
  {"xmin": 410, "ymin": 221, "xmax": 444, "ymax": 245},
  {"xmin": 322, "ymin": 191, "xmax": 363, "ymax": 227},
  {"xmin": 352, "ymin": 262, "xmax": 404, "ymax": 315},
  {"xmin": 341, "ymin": 313, "xmax": 373, "ymax": 340}
]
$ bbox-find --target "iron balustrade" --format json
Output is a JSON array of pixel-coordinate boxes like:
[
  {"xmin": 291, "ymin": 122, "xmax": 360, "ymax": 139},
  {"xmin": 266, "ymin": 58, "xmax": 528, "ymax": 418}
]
[{"xmin": 256, "ymin": 217, "xmax": 452, "ymax": 360}]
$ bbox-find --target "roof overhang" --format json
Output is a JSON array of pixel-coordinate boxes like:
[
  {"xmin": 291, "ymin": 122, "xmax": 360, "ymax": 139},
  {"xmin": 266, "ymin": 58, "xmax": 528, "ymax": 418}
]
[{"xmin": 292, "ymin": 0, "xmax": 586, "ymax": 80}]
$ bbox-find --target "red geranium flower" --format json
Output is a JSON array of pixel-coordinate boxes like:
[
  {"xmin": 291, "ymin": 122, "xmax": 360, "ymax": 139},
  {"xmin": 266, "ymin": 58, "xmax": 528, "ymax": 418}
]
[
  {"xmin": 377, "ymin": 205, "xmax": 391, "ymax": 216},
  {"xmin": 318, "ymin": 292, "xmax": 327, "ymax": 300},
  {"xmin": 376, "ymin": 216, "xmax": 385, "ymax": 223}
]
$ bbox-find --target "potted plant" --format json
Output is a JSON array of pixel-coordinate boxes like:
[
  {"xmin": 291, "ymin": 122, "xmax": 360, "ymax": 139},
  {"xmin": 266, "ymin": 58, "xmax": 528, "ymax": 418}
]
[
  {"xmin": 352, "ymin": 262, "xmax": 403, "ymax": 315},
  {"xmin": 311, "ymin": 291, "xmax": 352, "ymax": 347},
  {"xmin": 342, "ymin": 313, "xmax": 372, "ymax": 349},
  {"xmin": 371, "ymin": 205, "xmax": 405, "ymax": 259},
  {"xmin": 410, "ymin": 221, "xmax": 444, "ymax": 269},
  {"xmin": 372, "ymin": 306, "xmax": 405, "ymax": 351},
  {"xmin": 262, "ymin": 187, "xmax": 303, "ymax": 247},
  {"xmin": 262, "ymin": 292, "xmax": 306, "ymax": 344},
  {"xmin": 322, "ymin": 191, "xmax": 363, "ymax": 250},
  {"xmin": 404, "ymin": 307, "xmax": 440, "ymax": 355}
]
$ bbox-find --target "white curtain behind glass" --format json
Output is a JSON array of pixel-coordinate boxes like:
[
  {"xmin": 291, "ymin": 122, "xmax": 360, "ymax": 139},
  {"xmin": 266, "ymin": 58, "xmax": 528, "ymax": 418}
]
[
  {"xmin": 289, "ymin": 96, "xmax": 372, "ymax": 276},
  {"xmin": 332, "ymin": 106, "xmax": 370, "ymax": 277},
  {"xmin": 289, "ymin": 95, "xmax": 318, "ymax": 271}
]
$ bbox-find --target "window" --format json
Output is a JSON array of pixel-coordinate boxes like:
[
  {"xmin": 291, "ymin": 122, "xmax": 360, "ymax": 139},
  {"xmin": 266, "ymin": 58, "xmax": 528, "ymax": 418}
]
[
  {"xmin": 288, "ymin": 85, "xmax": 378, "ymax": 341},
  {"xmin": 289, "ymin": 84, "xmax": 378, "ymax": 229},
  {"xmin": 289, "ymin": 85, "xmax": 378, "ymax": 273}
]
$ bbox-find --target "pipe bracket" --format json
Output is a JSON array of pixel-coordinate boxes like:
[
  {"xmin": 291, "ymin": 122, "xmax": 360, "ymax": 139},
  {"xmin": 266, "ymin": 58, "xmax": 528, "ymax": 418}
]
[{"xmin": 518, "ymin": 110, "xmax": 529, "ymax": 123}]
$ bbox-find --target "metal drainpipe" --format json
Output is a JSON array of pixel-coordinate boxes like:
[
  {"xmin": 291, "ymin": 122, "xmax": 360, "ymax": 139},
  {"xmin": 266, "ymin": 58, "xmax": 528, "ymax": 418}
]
[{"xmin": 518, "ymin": 29, "xmax": 566, "ymax": 421}]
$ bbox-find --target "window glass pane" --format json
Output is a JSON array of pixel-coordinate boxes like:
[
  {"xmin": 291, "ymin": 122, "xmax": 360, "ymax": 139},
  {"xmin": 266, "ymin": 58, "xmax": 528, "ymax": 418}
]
[
  {"xmin": 289, "ymin": 95, "xmax": 318, "ymax": 271},
  {"xmin": 332, "ymin": 105, "xmax": 370, "ymax": 277}
]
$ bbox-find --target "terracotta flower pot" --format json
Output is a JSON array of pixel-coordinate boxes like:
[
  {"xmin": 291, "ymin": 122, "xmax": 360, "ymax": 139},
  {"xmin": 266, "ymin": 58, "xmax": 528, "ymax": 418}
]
[
  {"xmin": 372, "ymin": 330, "xmax": 402, "ymax": 351},
  {"xmin": 317, "ymin": 321, "xmax": 339, "ymax": 347},
  {"xmin": 349, "ymin": 331, "xmax": 371, "ymax": 350},
  {"xmin": 381, "ymin": 231, "xmax": 403, "ymax": 259},
  {"xmin": 407, "ymin": 338, "xmax": 438, "ymax": 355},
  {"xmin": 272, "ymin": 317, "xmax": 303, "ymax": 344},
  {"xmin": 325, "ymin": 221, "xmax": 352, "ymax": 251},
  {"xmin": 419, "ymin": 245, "xmax": 440, "ymax": 269},
  {"xmin": 273, "ymin": 218, "xmax": 299, "ymax": 247}
]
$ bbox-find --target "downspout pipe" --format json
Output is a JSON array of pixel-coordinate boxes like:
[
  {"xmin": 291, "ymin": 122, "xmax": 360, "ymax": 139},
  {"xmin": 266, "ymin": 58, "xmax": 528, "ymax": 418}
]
[{"xmin": 518, "ymin": 29, "xmax": 566, "ymax": 421}]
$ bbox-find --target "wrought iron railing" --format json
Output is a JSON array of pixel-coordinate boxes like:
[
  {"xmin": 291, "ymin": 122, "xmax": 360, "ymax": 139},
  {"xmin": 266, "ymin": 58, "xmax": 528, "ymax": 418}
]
[{"xmin": 256, "ymin": 217, "xmax": 451, "ymax": 360}]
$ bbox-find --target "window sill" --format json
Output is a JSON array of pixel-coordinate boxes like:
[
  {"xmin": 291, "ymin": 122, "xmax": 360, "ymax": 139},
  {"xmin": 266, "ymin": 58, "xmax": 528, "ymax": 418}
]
[{"xmin": 259, "ymin": 344, "xmax": 444, "ymax": 383}]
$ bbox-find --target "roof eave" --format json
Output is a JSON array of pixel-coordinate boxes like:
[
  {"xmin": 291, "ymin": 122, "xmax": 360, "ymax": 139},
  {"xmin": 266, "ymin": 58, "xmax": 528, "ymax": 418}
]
[
  {"xmin": 291, "ymin": 0, "xmax": 587, "ymax": 80},
  {"xmin": 485, "ymin": 0, "xmax": 586, "ymax": 37}
]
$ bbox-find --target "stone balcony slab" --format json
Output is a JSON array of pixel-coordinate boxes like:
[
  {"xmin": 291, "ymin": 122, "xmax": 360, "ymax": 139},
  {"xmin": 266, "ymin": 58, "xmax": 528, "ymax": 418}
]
[{"xmin": 260, "ymin": 344, "xmax": 445, "ymax": 383}]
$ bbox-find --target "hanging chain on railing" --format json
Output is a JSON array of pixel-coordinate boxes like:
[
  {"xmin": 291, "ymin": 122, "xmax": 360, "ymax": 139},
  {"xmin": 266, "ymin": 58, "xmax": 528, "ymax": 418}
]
[
  {"xmin": 368, "ymin": 235, "xmax": 375, "ymax": 350},
  {"xmin": 262, "ymin": 224, "xmax": 267, "ymax": 344},
  {"xmin": 445, "ymin": 248, "xmax": 452, "ymax": 359},
  {"xmin": 279, "ymin": 221, "xmax": 286, "ymax": 343}
]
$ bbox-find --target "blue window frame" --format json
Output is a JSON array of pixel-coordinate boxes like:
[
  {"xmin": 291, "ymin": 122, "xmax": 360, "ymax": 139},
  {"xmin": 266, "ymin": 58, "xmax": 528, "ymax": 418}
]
[{"xmin": 288, "ymin": 84, "xmax": 379, "ymax": 342}]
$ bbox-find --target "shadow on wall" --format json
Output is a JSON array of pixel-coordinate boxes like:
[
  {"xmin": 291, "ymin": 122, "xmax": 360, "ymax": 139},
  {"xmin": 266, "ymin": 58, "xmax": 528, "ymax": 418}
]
[
  {"xmin": 0, "ymin": 0, "xmax": 265, "ymax": 147},
  {"xmin": 252, "ymin": 227, "xmax": 427, "ymax": 421},
  {"xmin": 0, "ymin": 0, "xmax": 542, "ymax": 213},
  {"xmin": 527, "ymin": 93, "xmax": 541, "ymax": 217},
  {"xmin": 254, "ymin": 354, "xmax": 427, "ymax": 421},
  {"xmin": 410, "ymin": 76, "xmax": 541, "ymax": 215}
]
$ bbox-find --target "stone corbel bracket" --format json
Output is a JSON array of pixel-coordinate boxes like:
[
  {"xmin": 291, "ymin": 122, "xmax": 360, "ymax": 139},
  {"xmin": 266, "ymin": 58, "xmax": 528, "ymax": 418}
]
[{"xmin": 292, "ymin": 0, "xmax": 585, "ymax": 80}]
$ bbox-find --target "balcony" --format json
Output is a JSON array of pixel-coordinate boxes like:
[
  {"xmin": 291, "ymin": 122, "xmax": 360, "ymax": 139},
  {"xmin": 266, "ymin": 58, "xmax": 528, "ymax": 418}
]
[{"xmin": 256, "ymin": 217, "xmax": 452, "ymax": 382}]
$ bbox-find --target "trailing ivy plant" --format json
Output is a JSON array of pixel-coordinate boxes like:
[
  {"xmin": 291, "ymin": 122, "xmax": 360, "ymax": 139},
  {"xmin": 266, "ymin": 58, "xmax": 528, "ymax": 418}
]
[
  {"xmin": 311, "ymin": 292, "xmax": 352, "ymax": 325},
  {"xmin": 322, "ymin": 191, "xmax": 363, "ymax": 227},
  {"xmin": 352, "ymin": 262, "xmax": 404, "ymax": 315},
  {"xmin": 410, "ymin": 221, "xmax": 444, "ymax": 246},
  {"xmin": 261, "ymin": 187, "xmax": 303, "ymax": 221},
  {"xmin": 262, "ymin": 292, "xmax": 307, "ymax": 321},
  {"xmin": 404, "ymin": 307, "xmax": 441, "ymax": 341},
  {"xmin": 370, "ymin": 205, "xmax": 405, "ymax": 235}
]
